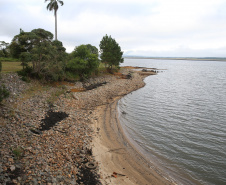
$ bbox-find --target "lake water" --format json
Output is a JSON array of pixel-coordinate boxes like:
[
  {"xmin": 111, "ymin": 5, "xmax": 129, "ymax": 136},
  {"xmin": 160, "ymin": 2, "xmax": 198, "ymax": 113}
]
[{"xmin": 118, "ymin": 59, "xmax": 226, "ymax": 185}]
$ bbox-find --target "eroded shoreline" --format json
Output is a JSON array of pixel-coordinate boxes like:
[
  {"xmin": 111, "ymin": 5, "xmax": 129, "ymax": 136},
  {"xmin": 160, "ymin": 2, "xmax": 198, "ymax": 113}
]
[
  {"xmin": 91, "ymin": 69, "xmax": 175, "ymax": 185},
  {"xmin": 0, "ymin": 68, "xmax": 173, "ymax": 184}
]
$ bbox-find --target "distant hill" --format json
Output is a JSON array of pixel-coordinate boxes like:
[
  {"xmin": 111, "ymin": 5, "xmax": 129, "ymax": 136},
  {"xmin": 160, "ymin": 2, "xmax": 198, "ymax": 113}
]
[{"xmin": 123, "ymin": 56, "xmax": 226, "ymax": 61}]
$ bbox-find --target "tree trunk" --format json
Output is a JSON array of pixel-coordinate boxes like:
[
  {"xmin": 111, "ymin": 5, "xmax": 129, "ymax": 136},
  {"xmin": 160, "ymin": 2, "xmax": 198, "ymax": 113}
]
[{"xmin": 55, "ymin": 10, "xmax": 57, "ymax": 40}]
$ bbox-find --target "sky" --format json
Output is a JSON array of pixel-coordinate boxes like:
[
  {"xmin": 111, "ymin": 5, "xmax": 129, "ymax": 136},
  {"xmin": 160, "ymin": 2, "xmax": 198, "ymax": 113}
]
[{"xmin": 1, "ymin": 0, "xmax": 226, "ymax": 57}]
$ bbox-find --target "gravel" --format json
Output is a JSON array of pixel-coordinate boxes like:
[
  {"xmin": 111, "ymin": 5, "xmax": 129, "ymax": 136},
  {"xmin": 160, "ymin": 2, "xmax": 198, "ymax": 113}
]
[{"xmin": 0, "ymin": 69, "xmax": 146, "ymax": 184}]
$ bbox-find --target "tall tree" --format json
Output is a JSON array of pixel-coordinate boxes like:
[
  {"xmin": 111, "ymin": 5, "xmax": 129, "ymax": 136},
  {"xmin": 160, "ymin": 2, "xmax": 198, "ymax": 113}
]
[
  {"xmin": 9, "ymin": 28, "xmax": 67, "ymax": 81},
  {"xmin": 99, "ymin": 34, "xmax": 124, "ymax": 70},
  {"xmin": 45, "ymin": 0, "xmax": 64, "ymax": 40}
]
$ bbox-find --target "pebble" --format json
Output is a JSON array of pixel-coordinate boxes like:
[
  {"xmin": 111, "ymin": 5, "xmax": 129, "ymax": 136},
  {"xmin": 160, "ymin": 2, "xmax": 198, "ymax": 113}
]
[
  {"xmin": 10, "ymin": 165, "xmax": 15, "ymax": 171},
  {"xmin": 0, "ymin": 69, "xmax": 146, "ymax": 184},
  {"xmin": 8, "ymin": 158, "xmax": 14, "ymax": 162}
]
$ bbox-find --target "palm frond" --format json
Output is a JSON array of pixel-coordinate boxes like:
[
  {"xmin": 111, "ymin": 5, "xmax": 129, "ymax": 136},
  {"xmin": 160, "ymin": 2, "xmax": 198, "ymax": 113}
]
[
  {"xmin": 58, "ymin": 0, "xmax": 64, "ymax": 6},
  {"xmin": 46, "ymin": 0, "xmax": 63, "ymax": 12}
]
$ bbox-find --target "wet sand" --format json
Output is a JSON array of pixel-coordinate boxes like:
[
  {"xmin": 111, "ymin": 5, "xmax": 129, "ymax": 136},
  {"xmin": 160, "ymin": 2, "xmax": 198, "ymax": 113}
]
[{"xmin": 91, "ymin": 69, "xmax": 176, "ymax": 185}]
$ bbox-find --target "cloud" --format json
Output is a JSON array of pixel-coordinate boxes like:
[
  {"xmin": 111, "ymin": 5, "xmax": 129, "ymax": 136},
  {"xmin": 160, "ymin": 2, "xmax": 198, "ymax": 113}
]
[{"xmin": 0, "ymin": 0, "xmax": 226, "ymax": 57}]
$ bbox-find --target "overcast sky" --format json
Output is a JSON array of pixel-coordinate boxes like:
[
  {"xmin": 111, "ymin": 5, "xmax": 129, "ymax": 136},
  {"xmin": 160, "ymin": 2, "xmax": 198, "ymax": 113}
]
[{"xmin": 1, "ymin": 0, "xmax": 226, "ymax": 57}]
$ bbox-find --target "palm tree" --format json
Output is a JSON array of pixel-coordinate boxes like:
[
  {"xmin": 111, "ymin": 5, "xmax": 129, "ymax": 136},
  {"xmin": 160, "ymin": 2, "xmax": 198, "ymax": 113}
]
[{"xmin": 45, "ymin": 0, "xmax": 64, "ymax": 40}]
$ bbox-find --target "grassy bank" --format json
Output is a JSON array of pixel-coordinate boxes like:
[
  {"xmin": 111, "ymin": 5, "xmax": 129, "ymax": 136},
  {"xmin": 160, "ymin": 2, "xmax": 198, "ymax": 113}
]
[{"xmin": 1, "ymin": 62, "xmax": 23, "ymax": 73}]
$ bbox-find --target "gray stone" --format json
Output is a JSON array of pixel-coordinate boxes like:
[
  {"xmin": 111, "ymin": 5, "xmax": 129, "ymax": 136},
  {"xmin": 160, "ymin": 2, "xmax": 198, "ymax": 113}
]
[{"xmin": 10, "ymin": 165, "xmax": 16, "ymax": 171}]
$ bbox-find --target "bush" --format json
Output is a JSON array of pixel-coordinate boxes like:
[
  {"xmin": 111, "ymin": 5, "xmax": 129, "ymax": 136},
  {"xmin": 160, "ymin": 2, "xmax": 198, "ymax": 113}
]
[
  {"xmin": 17, "ymin": 66, "xmax": 33, "ymax": 77},
  {"xmin": 17, "ymin": 66, "xmax": 33, "ymax": 83},
  {"xmin": 0, "ymin": 85, "xmax": 10, "ymax": 103},
  {"xmin": 42, "ymin": 63, "xmax": 65, "ymax": 82},
  {"xmin": 21, "ymin": 76, "xmax": 30, "ymax": 83},
  {"xmin": 66, "ymin": 45, "xmax": 99, "ymax": 81},
  {"xmin": 12, "ymin": 146, "xmax": 24, "ymax": 160},
  {"xmin": 64, "ymin": 71, "xmax": 79, "ymax": 81}
]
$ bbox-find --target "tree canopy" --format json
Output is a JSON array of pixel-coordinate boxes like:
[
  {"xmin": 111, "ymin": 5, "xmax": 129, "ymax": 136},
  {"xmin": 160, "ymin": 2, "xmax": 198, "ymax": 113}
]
[
  {"xmin": 66, "ymin": 45, "xmax": 99, "ymax": 80},
  {"xmin": 0, "ymin": 41, "xmax": 10, "ymax": 57},
  {"xmin": 9, "ymin": 28, "xmax": 67, "ymax": 81},
  {"xmin": 9, "ymin": 29, "xmax": 53, "ymax": 58},
  {"xmin": 4, "ymin": 30, "xmax": 125, "ymax": 82},
  {"xmin": 99, "ymin": 34, "xmax": 124, "ymax": 69}
]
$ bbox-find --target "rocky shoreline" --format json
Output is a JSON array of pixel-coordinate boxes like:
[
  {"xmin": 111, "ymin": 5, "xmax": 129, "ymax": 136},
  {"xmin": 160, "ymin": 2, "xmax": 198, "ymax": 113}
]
[{"xmin": 0, "ymin": 68, "xmax": 155, "ymax": 185}]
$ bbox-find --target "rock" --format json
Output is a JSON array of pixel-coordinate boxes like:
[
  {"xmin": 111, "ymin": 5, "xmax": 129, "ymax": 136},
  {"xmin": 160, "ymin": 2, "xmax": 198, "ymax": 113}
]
[
  {"xmin": 26, "ymin": 147, "xmax": 32, "ymax": 150},
  {"xmin": 17, "ymin": 177, "xmax": 22, "ymax": 181},
  {"xmin": 10, "ymin": 165, "xmax": 16, "ymax": 171},
  {"xmin": 0, "ymin": 69, "xmax": 145, "ymax": 184},
  {"xmin": 8, "ymin": 158, "xmax": 14, "ymax": 163}
]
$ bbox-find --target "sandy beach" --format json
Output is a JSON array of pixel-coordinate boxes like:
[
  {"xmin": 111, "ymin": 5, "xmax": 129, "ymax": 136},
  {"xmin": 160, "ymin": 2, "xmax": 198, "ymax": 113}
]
[
  {"xmin": 88, "ymin": 68, "xmax": 175, "ymax": 185},
  {"xmin": 92, "ymin": 99, "xmax": 174, "ymax": 185}
]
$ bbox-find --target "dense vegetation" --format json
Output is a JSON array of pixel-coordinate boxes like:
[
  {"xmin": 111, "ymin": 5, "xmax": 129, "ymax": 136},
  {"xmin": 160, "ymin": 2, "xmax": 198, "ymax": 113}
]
[
  {"xmin": 0, "ymin": 85, "xmax": 9, "ymax": 103},
  {"xmin": 0, "ymin": 41, "xmax": 10, "ymax": 58},
  {"xmin": 0, "ymin": 47, "xmax": 10, "ymax": 102},
  {"xmin": 0, "ymin": 28, "xmax": 123, "ymax": 103},
  {"xmin": 0, "ymin": 1, "xmax": 124, "ymax": 83},
  {"xmin": 0, "ymin": 28, "xmax": 124, "ymax": 82},
  {"xmin": 66, "ymin": 44, "xmax": 99, "ymax": 81},
  {"xmin": 8, "ymin": 28, "xmax": 66, "ymax": 81}
]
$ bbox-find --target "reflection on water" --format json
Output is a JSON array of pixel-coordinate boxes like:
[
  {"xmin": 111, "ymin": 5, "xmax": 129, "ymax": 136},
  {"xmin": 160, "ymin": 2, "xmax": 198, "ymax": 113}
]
[{"xmin": 118, "ymin": 59, "xmax": 226, "ymax": 185}]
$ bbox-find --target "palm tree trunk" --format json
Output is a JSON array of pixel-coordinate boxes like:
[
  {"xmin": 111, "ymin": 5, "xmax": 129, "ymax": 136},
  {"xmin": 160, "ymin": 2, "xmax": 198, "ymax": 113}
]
[{"xmin": 55, "ymin": 10, "xmax": 57, "ymax": 40}]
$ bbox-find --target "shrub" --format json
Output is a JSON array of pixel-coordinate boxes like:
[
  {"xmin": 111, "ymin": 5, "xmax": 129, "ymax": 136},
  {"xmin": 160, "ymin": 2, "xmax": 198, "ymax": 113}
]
[
  {"xmin": 66, "ymin": 45, "xmax": 99, "ymax": 81},
  {"xmin": 21, "ymin": 76, "xmax": 30, "ymax": 83},
  {"xmin": 12, "ymin": 146, "xmax": 24, "ymax": 160},
  {"xmin": 17, "ymin": 66, "xmax": 33, "ymax": 83},
  {"xmin": 0, "ymin": 85, "xmax": 10, "ymax": 103}
]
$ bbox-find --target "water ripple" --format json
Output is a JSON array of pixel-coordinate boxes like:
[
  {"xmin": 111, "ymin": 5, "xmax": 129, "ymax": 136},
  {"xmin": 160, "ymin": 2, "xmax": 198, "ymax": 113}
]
[{"xmin": 119, "ymin": 59, "xmax": 226, "ymax": 185}]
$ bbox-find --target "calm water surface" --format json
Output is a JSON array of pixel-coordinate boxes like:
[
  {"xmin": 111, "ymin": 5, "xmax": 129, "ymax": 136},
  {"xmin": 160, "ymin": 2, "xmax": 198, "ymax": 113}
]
[{"xmin": 118, "ymin": 59, "xmax": 226, "ymax": 185}]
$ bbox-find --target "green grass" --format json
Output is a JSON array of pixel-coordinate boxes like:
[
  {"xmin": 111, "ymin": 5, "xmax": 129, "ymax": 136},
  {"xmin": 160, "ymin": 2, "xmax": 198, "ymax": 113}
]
[
  {"xmin": 1, "ymin": 60, "xmax": 118, "ymax": 78},
  {"xmin": 12, "ymin": 146, "xmax": 24, "ymax": 160},
  {"xmin": 0, "ymin": 57, "xmax": 19, "ymax": 62},
  {"xmin": 1, "ymin": 61, "xmax": 23, "ymax": 73}
]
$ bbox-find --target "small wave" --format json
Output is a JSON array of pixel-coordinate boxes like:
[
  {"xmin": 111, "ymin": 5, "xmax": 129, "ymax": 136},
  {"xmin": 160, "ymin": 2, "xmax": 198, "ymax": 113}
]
[{"xmin": 119, "ymin": 58, "xmax": 226, "ymax": 185}]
